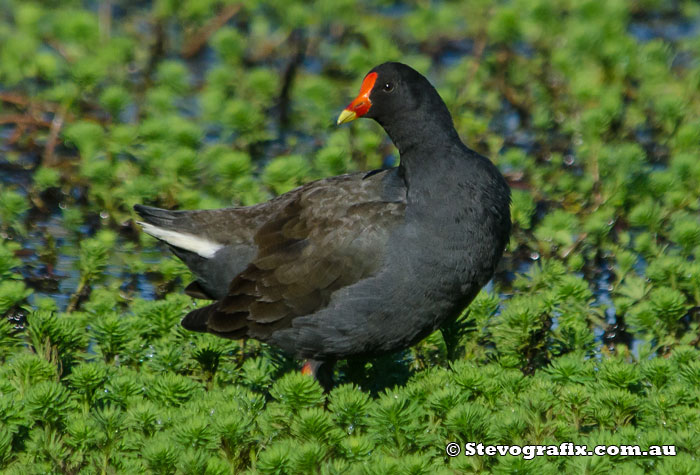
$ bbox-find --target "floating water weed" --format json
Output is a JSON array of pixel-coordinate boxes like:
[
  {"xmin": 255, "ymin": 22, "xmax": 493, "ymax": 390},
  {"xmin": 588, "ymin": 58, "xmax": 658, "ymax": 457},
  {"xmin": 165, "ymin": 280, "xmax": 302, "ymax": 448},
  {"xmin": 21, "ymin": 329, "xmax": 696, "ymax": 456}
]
[
  {"xmin": 149, "ymin": 372, "xmax": 201, "ymax": 407},
  {"xmin": 271, "ymin": 371, "xmax": 324, "ymax": 411},
  {"xmin": 256, "ymin": 441, "xmax": 292, "ymax": 474},
  {"xmin": 328, "ymin": 384, "xmax": 370, "ymax": 434},
  {"xmin": 1, "ymin": 0, "xmax": 700, "ymax": 471},
  {"xmin": 25, "ymin": 380, "xmax": 72, "ymax": 428},
  {"xmin": 143, "ymin": 433, "xmax": 178, "ymax": 473},
  {"xmin": 67, "ymin": 362, "xmax": 108, "ymax": 411}
]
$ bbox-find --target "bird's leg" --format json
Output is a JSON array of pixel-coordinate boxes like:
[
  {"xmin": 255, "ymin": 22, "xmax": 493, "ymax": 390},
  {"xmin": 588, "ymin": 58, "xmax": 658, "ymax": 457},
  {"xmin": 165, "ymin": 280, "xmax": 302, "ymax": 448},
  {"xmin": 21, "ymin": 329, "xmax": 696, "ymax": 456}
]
[{"xmin": 301, "ymin": 359, "xmax": 335, "ymax": 392}]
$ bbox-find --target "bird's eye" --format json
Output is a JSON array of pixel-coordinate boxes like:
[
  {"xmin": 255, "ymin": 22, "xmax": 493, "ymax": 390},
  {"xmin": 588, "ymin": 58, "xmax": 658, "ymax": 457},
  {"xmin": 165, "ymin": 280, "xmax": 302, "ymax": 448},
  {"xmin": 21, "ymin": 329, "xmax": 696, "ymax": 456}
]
[{"xmin": 383, "ymin": 82, "xmax": 394, "ymax": 92}]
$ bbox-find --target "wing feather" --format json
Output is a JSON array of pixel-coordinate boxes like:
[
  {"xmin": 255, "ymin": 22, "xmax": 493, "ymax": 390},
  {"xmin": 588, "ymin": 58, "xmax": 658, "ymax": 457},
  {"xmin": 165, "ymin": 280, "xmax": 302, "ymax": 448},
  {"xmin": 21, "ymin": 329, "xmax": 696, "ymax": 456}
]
[{"xmin": 183, "ymin": 171, "xmax": 406, "ymax": 340}]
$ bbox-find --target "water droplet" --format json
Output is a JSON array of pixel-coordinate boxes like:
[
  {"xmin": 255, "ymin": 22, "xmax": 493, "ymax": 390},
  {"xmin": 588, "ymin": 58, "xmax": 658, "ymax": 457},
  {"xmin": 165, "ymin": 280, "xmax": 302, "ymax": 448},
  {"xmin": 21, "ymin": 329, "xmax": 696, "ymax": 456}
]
[
  {"xmin": 530, "ymin": 252, "xmax": 540, "ymax": 260},
  {"xmin": 100, "ymin": 211, "xmax": 109, "ymax": 219}
]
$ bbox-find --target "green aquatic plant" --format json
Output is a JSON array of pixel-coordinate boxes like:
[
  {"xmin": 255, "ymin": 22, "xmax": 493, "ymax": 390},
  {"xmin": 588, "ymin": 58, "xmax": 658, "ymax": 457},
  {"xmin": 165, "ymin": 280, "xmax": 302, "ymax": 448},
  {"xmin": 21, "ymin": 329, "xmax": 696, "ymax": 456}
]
[
  {"xmin": 26, "ymin": 310, "xmax": 87, "ymax": 373},
  {"xmin": 1, "ymin": 0, "xmax": 700, "ymax": 471},
  {"xmin": 263, "ymin": 154, "xmax": 312, "ymax": 195},
  {"xmin": 0, "ymin": 281, "xmax": 32, "ymax": 316},
  {"xmin": 0, "ymin": 188, "xmax": 29, "ymax": 235}
]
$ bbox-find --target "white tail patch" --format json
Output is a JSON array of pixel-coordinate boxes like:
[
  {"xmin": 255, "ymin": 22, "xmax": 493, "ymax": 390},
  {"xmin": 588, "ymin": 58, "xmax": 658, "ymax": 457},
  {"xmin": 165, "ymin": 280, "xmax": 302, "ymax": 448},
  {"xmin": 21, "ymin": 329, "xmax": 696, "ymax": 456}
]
[{"xmin": 137, "ymin": 222, "xmax": 224, "ymax": 258}]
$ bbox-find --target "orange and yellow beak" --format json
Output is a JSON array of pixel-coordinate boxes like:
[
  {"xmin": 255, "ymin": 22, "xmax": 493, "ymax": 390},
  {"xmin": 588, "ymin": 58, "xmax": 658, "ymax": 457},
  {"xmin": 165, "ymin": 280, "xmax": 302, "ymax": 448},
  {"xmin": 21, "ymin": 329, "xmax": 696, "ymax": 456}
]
[{"xmin": 337, "ymin": 72, "xmax": 378, "ymax": 125}]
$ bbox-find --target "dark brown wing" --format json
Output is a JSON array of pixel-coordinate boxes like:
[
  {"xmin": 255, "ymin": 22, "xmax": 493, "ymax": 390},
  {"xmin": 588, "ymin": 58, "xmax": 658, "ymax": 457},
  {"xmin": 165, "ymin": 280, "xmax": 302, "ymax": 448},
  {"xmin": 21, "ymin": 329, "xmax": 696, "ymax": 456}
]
[{"xmin": 182, "ymin": 172, "xmax": 406, "ymax": 340}]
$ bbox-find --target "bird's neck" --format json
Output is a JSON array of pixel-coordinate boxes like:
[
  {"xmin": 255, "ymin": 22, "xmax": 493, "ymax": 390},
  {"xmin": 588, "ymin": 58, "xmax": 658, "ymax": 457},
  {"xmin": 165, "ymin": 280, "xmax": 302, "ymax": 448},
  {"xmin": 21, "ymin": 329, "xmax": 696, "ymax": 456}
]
[
  {"xmin": 385, "ymin": 118, "xmax": 470, "ymax": 189},
  {"xmin": 379, "ymin": 105, "xmax": 460, "ymax": 158}
]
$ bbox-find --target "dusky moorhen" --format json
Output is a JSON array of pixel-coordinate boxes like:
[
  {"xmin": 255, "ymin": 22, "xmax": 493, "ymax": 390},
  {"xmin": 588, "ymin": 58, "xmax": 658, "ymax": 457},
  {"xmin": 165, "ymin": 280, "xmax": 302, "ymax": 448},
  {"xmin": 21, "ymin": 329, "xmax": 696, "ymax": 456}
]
[{"xmin": 135, "ymin": 62, "xmax": 511, "ymax": 388}]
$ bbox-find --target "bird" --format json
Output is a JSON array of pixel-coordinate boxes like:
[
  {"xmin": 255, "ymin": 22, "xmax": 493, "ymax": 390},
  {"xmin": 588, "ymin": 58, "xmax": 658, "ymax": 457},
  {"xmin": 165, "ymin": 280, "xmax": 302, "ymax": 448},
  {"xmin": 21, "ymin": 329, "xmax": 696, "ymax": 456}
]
[{"xmin": 134, "ymin": 62, "xmax": 511, "ymax": 389}]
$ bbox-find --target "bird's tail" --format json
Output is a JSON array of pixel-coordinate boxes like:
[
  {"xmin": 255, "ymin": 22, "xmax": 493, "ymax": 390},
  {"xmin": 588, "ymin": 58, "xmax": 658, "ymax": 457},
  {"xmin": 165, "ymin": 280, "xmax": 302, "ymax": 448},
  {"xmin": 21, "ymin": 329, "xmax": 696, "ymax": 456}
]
[{"xmin": 133, "ymin": 205, "xmax": 224, "ymax": 259}]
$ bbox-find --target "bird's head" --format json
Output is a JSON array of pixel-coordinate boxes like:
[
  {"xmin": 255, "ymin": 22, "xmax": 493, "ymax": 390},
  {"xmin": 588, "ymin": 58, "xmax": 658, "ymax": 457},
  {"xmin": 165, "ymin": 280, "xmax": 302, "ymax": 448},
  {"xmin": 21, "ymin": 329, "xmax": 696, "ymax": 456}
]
[{"xmin": 337, "ymin": 62, "xmax": 441, "ymax": 126}]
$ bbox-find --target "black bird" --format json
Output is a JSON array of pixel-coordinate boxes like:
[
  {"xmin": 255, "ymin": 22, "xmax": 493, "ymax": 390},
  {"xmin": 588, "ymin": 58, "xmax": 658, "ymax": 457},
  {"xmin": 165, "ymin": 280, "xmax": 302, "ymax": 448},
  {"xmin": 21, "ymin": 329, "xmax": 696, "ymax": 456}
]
[{"xmin": 135, "ymin": 62, "xmax": 511, "ymax": 388}]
